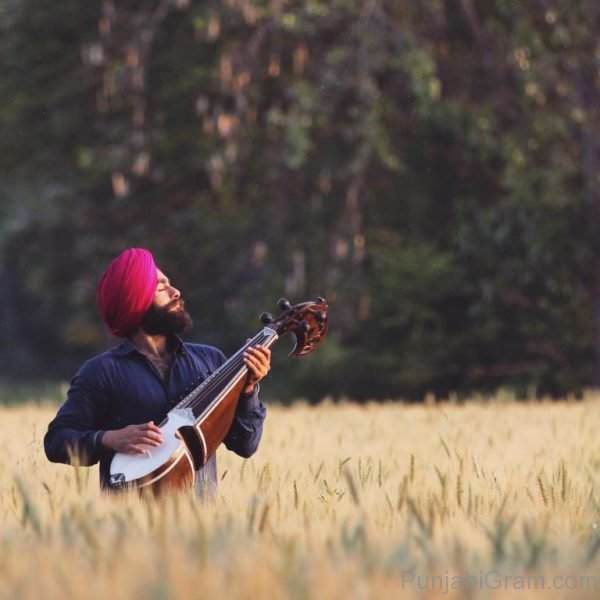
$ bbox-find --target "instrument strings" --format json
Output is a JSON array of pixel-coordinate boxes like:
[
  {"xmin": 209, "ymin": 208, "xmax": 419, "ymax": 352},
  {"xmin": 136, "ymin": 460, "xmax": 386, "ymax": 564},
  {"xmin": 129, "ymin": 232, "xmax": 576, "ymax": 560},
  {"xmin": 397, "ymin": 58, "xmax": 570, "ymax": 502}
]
[{"xmin": 174, "ymin": 327, "xmax": 277, "ymax": 415}]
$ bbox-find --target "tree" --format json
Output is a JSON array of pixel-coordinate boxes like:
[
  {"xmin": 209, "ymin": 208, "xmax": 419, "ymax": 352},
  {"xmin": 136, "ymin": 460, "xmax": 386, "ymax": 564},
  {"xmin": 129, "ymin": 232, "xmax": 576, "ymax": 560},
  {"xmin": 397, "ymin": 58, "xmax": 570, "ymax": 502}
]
[{"xmin": 0, "ymin": 0, "xmax": 597, "ymax": 400}]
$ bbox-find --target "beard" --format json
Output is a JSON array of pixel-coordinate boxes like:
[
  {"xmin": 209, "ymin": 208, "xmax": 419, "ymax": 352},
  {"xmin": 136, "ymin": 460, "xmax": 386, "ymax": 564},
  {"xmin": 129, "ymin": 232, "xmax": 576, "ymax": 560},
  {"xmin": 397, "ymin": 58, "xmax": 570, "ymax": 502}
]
[{"xmin": 141, "ymin": 298, "xmax": 193, "ymax": 336}]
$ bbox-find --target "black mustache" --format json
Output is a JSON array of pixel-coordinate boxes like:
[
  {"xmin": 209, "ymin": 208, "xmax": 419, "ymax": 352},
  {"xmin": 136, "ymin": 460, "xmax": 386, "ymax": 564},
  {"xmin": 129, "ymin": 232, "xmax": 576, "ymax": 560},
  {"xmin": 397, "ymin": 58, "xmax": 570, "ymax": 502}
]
[{"xmin": 166, "ymin": 298, "xmax": 185, "ymax": 311}]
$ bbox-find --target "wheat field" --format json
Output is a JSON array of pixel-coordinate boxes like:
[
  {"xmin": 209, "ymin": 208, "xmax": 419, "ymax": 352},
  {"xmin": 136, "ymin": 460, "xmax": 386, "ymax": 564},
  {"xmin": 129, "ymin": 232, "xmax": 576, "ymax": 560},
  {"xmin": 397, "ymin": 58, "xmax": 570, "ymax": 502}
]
[{"xmin": 0, "ymin": 395, "xmax": 599, "ymax": 599}]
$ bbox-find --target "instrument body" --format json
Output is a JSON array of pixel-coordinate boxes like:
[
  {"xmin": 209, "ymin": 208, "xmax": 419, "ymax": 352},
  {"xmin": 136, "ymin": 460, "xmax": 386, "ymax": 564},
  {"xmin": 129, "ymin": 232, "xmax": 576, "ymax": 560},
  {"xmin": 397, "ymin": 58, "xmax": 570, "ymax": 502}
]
[{"xmin": 109, "ymin": 298, "xmax": 328, "ymax": 495}]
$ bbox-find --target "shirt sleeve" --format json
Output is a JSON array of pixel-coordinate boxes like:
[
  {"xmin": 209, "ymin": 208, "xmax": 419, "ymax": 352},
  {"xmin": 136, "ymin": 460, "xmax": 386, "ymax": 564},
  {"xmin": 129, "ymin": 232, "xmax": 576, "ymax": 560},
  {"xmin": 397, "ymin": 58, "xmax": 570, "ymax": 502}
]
[
  {"xmin": 223, "ymin": 383, "xmax": 267, "ymax": 458},
  {"xmin": 44, "ymin": 365, "xmax": 110, "ymax": 467}
]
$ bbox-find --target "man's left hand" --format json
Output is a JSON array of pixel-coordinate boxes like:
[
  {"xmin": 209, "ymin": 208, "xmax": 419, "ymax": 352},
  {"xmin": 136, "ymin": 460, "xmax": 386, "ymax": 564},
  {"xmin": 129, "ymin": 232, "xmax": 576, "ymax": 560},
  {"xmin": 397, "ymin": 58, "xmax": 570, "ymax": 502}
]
[{"xmin": 242, "ymin": 344, "xmax": 271, "ymax": 394}]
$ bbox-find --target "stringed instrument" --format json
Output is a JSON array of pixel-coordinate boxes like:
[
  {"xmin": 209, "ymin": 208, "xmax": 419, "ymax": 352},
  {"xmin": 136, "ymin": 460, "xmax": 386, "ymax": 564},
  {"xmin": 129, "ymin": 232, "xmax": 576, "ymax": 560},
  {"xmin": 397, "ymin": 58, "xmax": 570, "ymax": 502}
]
[{"xmin": 109, "ymin": 297, "xmax": 328, "ymax": 494}]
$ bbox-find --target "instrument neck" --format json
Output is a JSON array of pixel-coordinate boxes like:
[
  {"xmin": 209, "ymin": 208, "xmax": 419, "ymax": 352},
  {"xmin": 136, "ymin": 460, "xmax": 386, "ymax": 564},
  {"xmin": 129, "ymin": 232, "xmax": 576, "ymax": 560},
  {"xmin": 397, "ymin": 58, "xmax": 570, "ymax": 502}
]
[{"xmin": 173, "ymin": 327, "xmax": 278, "ymax": 417}]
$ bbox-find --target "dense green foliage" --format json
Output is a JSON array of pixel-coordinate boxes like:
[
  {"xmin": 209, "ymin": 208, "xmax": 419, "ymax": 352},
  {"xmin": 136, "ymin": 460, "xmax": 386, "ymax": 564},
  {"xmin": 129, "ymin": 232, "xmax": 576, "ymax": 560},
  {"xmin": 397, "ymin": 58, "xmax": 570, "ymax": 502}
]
[{"xmin": 0, "ymin": 0, "xmax": 598, "ymax": 401}]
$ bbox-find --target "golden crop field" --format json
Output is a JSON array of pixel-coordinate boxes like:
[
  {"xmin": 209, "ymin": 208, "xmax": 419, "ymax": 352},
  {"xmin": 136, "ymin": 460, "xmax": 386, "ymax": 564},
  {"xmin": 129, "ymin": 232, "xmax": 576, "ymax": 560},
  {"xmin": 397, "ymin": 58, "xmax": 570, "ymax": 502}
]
[{"xmin": 0, "ymin": 396, "xmax": 599, "ymax": 599}]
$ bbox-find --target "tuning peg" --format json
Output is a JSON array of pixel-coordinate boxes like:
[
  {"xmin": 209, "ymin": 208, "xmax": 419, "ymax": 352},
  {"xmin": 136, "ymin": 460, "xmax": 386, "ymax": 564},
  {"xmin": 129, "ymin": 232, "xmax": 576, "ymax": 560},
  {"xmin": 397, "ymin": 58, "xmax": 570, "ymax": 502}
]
[
  {"xmin": 260, "ymin": 312, "xmax": 274, "ymax": 324},
  {"xmin": 278, "ymin": 298, "xmax": 292, "ymax": 311},
  {"xmin": 314, "ymin": 310, "xmax": 327, "ymax": 322},
  {"xmin": 316, "ymin": 296, "xmax": 326, "ymax": 304}
]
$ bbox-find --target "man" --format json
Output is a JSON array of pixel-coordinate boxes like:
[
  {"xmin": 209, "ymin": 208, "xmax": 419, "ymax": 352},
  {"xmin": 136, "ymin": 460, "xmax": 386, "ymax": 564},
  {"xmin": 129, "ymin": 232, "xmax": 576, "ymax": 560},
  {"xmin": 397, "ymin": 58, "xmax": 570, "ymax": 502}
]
[{"xmin": 44, "ymin": 248, "xmax": 270, "ymax": 496}]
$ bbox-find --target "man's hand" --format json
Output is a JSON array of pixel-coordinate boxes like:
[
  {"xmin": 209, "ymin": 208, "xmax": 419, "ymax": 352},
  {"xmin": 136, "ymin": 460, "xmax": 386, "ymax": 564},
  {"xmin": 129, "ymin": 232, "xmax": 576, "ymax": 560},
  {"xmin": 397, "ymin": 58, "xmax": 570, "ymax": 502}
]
[
  {"xmin": 102, "ymin": 422, "xmax": 164, "ymax": 455},
  {"xmin": 242, "ymin": 344, "xmax": 271, "ymax": 394}
]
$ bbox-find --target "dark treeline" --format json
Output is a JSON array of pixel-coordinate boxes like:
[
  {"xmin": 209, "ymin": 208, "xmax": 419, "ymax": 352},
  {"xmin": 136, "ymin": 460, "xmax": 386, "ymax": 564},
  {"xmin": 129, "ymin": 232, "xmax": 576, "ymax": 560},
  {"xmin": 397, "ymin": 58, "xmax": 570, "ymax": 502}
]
[{"xmin": 0, "ymin": 0, "xmax": 599, "ymax": 402}]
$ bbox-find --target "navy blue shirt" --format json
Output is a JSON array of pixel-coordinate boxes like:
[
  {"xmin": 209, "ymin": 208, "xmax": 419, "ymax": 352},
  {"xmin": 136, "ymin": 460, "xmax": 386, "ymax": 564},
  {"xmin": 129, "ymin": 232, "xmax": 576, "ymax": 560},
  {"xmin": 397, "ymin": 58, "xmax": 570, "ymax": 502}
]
[{"xmin": 44, "ymin": 336, "xmax": 266, "ymax": 492}]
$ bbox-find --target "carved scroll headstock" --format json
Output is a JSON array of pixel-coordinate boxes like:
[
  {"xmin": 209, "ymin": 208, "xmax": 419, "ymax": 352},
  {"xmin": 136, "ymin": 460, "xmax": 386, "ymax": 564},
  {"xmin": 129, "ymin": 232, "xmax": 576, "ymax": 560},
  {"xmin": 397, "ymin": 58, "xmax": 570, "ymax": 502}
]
[{"xmin": 260, "ymin": 297, "xmax": 329, "ymax": 357}]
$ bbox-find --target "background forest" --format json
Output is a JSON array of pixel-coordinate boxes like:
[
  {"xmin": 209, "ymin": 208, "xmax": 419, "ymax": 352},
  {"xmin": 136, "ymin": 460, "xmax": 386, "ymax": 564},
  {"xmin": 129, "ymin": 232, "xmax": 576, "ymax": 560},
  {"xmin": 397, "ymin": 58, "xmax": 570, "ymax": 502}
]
[{"xmin": 0, "ymin": 0, "xmax": 599, "ymax": 402}]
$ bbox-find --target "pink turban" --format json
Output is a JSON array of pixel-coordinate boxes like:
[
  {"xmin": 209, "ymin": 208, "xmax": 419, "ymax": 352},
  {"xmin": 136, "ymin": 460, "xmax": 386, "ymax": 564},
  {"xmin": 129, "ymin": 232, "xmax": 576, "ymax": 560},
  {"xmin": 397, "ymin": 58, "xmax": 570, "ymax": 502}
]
[{"xmin": 96, "ymin": 248, "xmax": 158, "ymax": 337}]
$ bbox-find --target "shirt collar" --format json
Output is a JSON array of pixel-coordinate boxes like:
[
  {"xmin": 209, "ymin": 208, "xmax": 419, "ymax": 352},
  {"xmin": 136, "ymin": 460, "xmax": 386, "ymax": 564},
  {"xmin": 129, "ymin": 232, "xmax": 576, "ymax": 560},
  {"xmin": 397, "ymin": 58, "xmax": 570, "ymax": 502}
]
[
  {"xmin": 109, "ymin": 339, "xmax": 138, "ymax": 356},
  {"xmin": 109, "ymin": 335, "xmax": 186, "ymax": 356}
]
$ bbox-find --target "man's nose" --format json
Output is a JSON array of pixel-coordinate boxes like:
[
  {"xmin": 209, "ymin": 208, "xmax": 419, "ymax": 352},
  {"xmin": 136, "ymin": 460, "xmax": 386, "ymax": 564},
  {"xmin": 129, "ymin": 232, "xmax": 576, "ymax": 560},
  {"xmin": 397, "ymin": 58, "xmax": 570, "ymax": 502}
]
[{"xmin": 170, "ymin": 285, "xmax": 181, "ymax": 299}]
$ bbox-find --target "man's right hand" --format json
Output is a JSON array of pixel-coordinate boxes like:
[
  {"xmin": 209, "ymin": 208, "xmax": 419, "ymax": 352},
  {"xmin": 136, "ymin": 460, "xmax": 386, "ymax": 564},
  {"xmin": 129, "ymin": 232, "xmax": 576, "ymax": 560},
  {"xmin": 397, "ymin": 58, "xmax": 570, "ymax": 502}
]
[{"xmin": 101, "ymin": 422, "xmax": 164, "ymax": 454}]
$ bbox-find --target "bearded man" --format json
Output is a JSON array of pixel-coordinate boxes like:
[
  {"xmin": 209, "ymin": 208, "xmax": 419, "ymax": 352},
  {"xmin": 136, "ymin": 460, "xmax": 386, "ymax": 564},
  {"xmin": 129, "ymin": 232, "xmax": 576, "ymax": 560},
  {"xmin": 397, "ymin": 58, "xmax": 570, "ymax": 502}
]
[{"xmin": 44, "ymin": 248, "xmax": 270, "ymax": 496}]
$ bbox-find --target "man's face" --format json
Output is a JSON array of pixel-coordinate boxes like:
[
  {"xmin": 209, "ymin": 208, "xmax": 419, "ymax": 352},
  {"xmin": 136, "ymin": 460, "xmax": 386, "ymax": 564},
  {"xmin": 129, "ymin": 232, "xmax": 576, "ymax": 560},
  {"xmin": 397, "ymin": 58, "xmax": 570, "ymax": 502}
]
[{"xmin": 140, "ymin": 269, "xmax": 193, "ymax": 335}]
